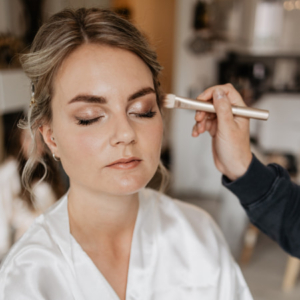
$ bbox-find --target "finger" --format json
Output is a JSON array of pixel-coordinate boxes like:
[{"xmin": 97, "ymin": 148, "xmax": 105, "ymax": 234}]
[
  {"xmin": 212, "ymin": 88, "xmax": 235, "ymax": 129},
  {"xmin": 195, "ymin": 110, "xmax": 206, "ymax": 122},
  {"xmin": 208, "ymin": 120, "xmax": 218, "ymax": 137},
  {"xmin": 205, "ymin": 119, "xmax": 213, "ymax": 132},
  {"xmin": 197, "ymin": 118, "xmax": 206, "ymax": 133},
  {"xmin": 206, "ymin": 113, "xmax": 216, "ymax": 120},
  {"xmin": 198, "ymin": 83, "xmax": 246, "ymax": 107},
  {"xmin": 192, "ymin": 123, "xmax": 200, "ymax": 137}
]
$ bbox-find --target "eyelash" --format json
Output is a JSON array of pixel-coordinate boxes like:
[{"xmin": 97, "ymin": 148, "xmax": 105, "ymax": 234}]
[
  {"xmin": 76, "ymin": 110, "xmax": 157, "ymax": 126},
  {"xmin": 77, "ymin": 117, "xmax": 101, "ymax": 126},
  {"xmin": 135, "ymin": 110, "xmax": 157, "ymax": 118}
]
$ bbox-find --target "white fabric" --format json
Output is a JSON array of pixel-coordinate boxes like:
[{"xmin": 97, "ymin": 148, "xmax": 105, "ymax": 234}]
[
  {"xmin": 0, "ymin": 159, "xmax": 20, "ymax": 259},
  {"xmin": 0, "ymin": 188, "xmax": 253, "ymax": 300},
  {"xmin": 0, "ymin": 159, "xmax": 56, "ymax": 259}
]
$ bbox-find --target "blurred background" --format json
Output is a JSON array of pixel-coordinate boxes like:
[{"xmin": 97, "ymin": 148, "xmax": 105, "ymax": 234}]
[{"xmin": 1, "ymin": 0, "xmax": 300, "ymax": 298}]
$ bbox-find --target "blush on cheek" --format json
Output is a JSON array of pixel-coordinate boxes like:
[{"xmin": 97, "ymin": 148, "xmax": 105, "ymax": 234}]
[
  {"xmin": 144, "ymin": 123, "xmax": 163, "ymax": 164},
  {"xmin": 148, "ymin": 122, "xmax": 163, "ymax": 146},
  {"xmin": 58, "ymin": 133, "xmax": 100, "ymax": 182},
  {"xmin": 73, "ymin": 134, "xmax": 106, "ymax": 164},
  {"xmin": 59, "ymin": 132, "xmax": 93, "ymax": 165}
]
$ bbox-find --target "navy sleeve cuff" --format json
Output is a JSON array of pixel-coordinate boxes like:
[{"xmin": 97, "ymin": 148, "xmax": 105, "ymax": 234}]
[{"xmin": 222, "ymin": 154, "xmax": 277, "ymax": 206}]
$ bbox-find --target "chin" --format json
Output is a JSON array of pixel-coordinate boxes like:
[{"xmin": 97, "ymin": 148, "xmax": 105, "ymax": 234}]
[{"xmin": 111, "ymin": 176, "xmax": 150, "ymax": 195}]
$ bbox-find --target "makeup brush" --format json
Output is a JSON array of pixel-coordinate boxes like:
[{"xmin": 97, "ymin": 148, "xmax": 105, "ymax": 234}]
[{"xmin": 163, "ymin": 94, "xmax": 269, "ymax": 120}]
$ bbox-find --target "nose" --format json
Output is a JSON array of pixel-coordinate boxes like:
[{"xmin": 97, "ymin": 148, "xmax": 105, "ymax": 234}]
[{"xmin": 109, "ymin": 113, "xmax": 137, "ymax": 146}]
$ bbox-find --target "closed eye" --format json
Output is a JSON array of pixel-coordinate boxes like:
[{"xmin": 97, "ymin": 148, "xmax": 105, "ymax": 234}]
[
  {"xmin": 76, "ymin": 116, "xmax": 102, "ymax": 126},
  {"xmin": 134, "ymin": 111, "xmax": 157, "ymax": 118},
  {"xmin": 76, "ymin": 110, "xmax": 156, "ymax": 126}
]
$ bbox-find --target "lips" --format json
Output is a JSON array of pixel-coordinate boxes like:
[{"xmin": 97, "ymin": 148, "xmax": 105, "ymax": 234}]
[{"xmin": 106, "ymin": 157, "xmax": 142, "ymax": 167}]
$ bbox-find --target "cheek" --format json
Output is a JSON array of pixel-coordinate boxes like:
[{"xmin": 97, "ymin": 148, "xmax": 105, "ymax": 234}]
[
  {"xmin": 53, "ymin": 115, "xmax": 107, "ymax": 165},
  {"xmin": 139, "ymin": 117, "xmax": 164, "ymax": 159},
  {"xmin": 63, "ymin": 131, "xmax": 106, "ymax": 159}
]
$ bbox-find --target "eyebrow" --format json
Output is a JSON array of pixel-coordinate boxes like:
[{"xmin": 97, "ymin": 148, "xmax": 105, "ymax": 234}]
[
  {"xmin": 68, "ymin": 87, "xmax": 156, "ymax": 105},
  {"xmin": 128, "ymin": 87, "xmax": 155, "ymax": 101}
]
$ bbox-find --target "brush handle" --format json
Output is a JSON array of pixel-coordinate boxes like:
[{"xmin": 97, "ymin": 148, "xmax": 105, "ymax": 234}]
[{"xmin": 175, "ymin": 96, "xmax": 269, "ymax": 120}]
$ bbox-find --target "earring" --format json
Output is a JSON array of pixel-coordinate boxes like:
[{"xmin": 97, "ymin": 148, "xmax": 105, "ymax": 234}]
[
  {"xmin": 52, "ymin": 153, "xmax": 60, "ymax": 162},
  {"xmin": 51, "ymin": 137, "xmax": 55, "ymax": 141}
]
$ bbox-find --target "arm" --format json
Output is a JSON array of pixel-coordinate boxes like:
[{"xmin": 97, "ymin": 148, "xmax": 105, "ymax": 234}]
[
  {"xmin": 192, "ymin": 84, "xmax": 300, "ymax": 258},
  {"xmin": 223, "ymin": 154, "xmax": 300, "ymax": 258}
]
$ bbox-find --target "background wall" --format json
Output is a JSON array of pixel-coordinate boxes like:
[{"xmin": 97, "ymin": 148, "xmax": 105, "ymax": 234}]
[
  {"xmin": 170, "ymin": 0, "xmax": 222, "ymax": 197},
  {"xmin": 170, "ymin": 0, "xmax": 248, "ymax": 258},
  {"xmin": 0, "ymin": 0, "xmax": 111, "ymax": 35},
  {"xmin": 0, "ymin": 0, "xmax": 9, "ymax": 33},
  {"xmin": 0, "ymin": 0, "xmax": 24, "ymax": 36},
  {"xmin": 44, "ymin": 0, "xmax": 111, "ymax": 18}
]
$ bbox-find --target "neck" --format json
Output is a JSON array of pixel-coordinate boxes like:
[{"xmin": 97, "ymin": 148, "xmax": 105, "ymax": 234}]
[{"xmin": 67, "ymin": 184, "xmax": 140, "ymax": 242}]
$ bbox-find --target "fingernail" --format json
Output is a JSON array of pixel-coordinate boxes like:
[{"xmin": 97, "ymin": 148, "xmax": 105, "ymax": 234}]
[{"xmin": 214, "ymin": 88, "xmax": 225, "ymax": 100}]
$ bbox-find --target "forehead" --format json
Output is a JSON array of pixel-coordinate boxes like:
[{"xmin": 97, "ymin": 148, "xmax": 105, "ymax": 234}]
[{"xmin": 53, "ymin": 43, "xmax": 154, "ymax": 102}]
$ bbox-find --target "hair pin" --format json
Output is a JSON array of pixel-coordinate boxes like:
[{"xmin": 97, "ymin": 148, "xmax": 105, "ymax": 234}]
[{"xmin": 29, "ymin": 82, "xmax": 36, "ymax": 107}]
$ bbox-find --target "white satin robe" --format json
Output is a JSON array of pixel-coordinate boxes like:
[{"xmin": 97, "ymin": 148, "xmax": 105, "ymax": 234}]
[{"xmin": 0, "ymin": 188, "xmax": 253, "ymax": 300}]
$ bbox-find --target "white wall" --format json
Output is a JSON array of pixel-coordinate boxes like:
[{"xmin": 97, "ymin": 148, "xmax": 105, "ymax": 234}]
[
  {"xmin": 170, "ymin": 0, "xmax": 248, "ymax": 256},
  {"xmin": 170, "ymin": 0, "xmax": 222, "ymax": 197},
  {"xmin": 281, "ymin": 8, "xmax": 300, "ymax": 52}
]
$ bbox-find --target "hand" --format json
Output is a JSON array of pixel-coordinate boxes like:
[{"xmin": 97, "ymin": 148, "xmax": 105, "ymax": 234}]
[{"xmin": 192, "ymin": 84, "xmax": 252, "ymax": 181}]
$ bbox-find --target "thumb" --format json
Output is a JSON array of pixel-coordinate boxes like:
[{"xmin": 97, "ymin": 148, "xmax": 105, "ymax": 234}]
[{"xmin": 213, "ymin": 88, "xmax": 234, "ymax": 128}]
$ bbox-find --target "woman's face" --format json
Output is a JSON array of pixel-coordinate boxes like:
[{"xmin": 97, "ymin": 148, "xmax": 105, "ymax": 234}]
[{"xmin": 42, "ymin": 43, "xmax": 163, "ymax": 196}]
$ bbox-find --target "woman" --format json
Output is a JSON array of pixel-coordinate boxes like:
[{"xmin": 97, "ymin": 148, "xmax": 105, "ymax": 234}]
[{"xmin": 0, "ymin": 8, "xmax": 252, "ymax": 300}]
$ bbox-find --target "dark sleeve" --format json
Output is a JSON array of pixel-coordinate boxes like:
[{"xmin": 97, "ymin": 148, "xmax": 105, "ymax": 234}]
[{"xmin": 222, "ymin": 154, "xmax": 300, "ymax": 258}]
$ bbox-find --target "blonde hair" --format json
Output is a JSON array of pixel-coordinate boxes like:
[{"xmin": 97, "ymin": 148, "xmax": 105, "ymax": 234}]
[{"xmin": 19, "ymin": 7, "xmax": 169, "ymax": 196}]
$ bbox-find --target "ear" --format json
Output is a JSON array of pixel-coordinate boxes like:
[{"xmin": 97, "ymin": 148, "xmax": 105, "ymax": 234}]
[{"xmin": 38, "ymin": 124, "xmax": 59, "ymax": 156}]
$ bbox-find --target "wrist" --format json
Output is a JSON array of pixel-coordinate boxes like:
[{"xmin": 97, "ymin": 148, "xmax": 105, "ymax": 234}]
[{"xmin": 224, "ymin": 152, "xmax": 253, "ymax": 181}]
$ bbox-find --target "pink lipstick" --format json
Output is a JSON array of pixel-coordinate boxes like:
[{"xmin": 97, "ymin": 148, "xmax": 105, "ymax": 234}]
[{"xmin": 106, "ymin": 157, "xmax": 142, "ymax": 169}]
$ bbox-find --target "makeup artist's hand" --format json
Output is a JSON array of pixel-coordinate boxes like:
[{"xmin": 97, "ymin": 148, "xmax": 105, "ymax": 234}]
[{"xmin": 192, "ymin": 84, "xmax": 252, "ymax": 181}]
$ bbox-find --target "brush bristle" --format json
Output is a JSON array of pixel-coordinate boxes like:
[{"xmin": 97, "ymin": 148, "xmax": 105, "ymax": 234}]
[{"xmin": 163, "ymin": 94, "xmax": 176, "ymax": 108}]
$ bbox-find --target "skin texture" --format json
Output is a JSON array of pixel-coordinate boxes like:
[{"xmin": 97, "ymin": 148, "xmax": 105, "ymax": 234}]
[
  {"xmin": 191, "ymin": 84, "xmax": 252, "ymax": 181},
  {"xmin": 39, "ymin": 44, "xmax": 164, "ymax": 300}
]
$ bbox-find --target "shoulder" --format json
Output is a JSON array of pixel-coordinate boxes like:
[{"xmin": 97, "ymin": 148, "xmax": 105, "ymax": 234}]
[
  {"xmin": 0, "ymin": 224, "xmax": 59, "ymax": 299},
  {"xmin": 0, "ymin": 217, "xmax": 60, "ymax": 274},
  {"xmin": 143, "ymin": 187, "xmax": 215, "ymax": 224},
  {"xmin": 0, "ymin": 195, "xmax": 72, "ymax": 299},
  {"xmin": 142, "ymin": 188, "xmax": 224, "ymax": 245},
  {"xmin": 142, "ymin": 189, "xmax": 238, "ymax": 281},
  {"xmin": 0, "ymin": 194, "xmax": 69, "ymax": 278}
]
